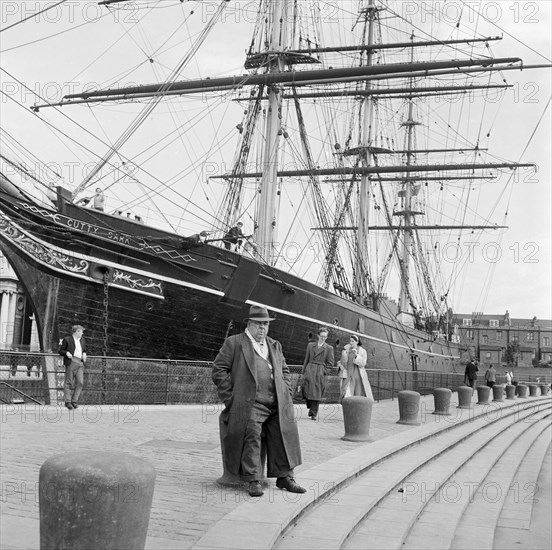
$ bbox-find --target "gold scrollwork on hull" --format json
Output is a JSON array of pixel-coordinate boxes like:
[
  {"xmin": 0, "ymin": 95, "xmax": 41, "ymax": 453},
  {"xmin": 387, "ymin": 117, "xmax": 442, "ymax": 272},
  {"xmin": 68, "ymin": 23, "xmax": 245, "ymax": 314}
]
[
  {"xmin": 0, "ymin": 215, "xmax": 88, "ymax": 273},
  {"xmin": 112, "ymin": 270, "xmax": 163, "ymax": 295}
]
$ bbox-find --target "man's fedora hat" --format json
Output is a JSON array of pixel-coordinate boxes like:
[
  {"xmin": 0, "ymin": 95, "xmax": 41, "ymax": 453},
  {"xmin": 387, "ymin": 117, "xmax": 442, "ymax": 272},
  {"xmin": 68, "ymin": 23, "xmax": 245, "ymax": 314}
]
[{"xmin": 246, "ymin": 305, "xmax": 275, "ymax": 322}]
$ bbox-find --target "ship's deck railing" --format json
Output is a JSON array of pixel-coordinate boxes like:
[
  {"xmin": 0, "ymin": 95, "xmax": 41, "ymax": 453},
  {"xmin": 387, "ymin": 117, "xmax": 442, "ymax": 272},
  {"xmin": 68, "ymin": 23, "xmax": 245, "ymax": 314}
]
[{"xmin": 0, "ymin": 352, "xmax": 550, "ymax": 406}]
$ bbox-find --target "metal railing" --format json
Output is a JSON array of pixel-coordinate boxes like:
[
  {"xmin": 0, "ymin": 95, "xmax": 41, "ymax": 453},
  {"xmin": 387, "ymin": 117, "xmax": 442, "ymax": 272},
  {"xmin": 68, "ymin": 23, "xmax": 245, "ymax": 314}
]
[
  {"xmin": 0, "ymin": 382, "xmax": 42, "ymax": 404},
  {"xmin": 0, "ymin": 351, "xmax": 550, "ymax": 406}
]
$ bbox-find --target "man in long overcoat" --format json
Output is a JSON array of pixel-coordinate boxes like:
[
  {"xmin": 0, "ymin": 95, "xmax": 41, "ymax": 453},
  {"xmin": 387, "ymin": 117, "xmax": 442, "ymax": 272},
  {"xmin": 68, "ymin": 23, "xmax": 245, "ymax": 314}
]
[
  {"xmin": 212, "ymin": 305, "xmax": 305, "ymax": 497},
  {"xmin": 464, "ymin": 360, "xmax": 479, "ymax": 388},
  {"xmin": 300, "ymin": 327, "xmax": 334, "ymax": 420}
]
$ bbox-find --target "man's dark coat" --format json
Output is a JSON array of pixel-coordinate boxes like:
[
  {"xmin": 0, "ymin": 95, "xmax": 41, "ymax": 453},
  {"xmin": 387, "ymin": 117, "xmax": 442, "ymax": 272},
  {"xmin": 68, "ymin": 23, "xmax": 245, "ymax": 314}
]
[
  {"xmin": 59, "ymin": 336, "xmax": 87, "ymax": 367},
  {"xmin": 212, "ymin": 332, "xmax": 302, "ymax": 476}
]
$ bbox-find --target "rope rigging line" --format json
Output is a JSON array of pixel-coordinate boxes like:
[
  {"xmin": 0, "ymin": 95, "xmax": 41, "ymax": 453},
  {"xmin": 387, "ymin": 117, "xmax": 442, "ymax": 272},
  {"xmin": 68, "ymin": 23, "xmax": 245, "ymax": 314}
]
[
  {"xmin": 71, "ymin": 0, "xmax": 192, "ymax": 88},
  {"xmin": 0, "ymin": 83, "xmax": 234, "ymax": 235},
  {"xmin": 1, "ymin": 9, "xmax": 113, "ymax": 53},
  {"xmin": 0, "ymin": 1, "xmax": 68, "ymax": 34},
  {"xmin": 72, "ymin": 0, "xmax": 230, "ymax": 198}
]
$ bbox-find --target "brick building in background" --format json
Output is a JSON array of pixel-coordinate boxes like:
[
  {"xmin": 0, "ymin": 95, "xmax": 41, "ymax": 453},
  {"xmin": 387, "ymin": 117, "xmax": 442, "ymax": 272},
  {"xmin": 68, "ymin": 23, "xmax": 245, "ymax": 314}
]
[{"xmin": 451, "ymin": 310, "xmax": 552, "ymax": 369}]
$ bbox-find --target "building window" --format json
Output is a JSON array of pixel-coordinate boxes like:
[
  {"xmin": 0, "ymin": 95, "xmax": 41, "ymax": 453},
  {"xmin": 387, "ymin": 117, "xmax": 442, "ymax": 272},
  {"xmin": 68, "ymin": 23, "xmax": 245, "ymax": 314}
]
[
  {"xmin": 496, "ymin": 331, "xmax": 502, "ymax": 340},
  {"xmin": 543, "ymin": 337, "xmax": 550, "ymax": 347},
  {"xmin": 482, "ymin": 335, "xmax": 488, "ymax": 344},
  {"xmin": 489, "ymin": 319, "xmax": 499, "ymax": 327},
  {"xmin": 463, "ymin": 319, "xmax": 472, "ymax": 326},
  {"xmin": 527, "ymin": 332, "xmax": 534, "ymax": 341},
  {"xmin": 512, "ymin": 335, "xmax": 519, "ymax": 343},
  {"xmin": 485, "ymin": 352, "xmax": 491, "ymax": 359},
  {"xmin": 466, "ymin": 330, "xmax": 474, "ymax": 340}
]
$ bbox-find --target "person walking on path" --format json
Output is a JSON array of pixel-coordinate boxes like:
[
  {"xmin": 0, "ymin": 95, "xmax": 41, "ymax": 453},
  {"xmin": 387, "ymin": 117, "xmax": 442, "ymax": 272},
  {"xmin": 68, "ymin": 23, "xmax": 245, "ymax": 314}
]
[
  {"xmin": 338, "ymin": 335, "xmax": 374, "ymax": 400},
  {"xmin": 211, "ymin": 305, "xmax": 306, "ymax": 498},
  {"xmin": 59, "ymin": 325, "xmax": 87, "ymax": 409},
  {"xmin": 484, "ymin": 364, "xmax": 497, "ymax": 388},
  {"xmin": 300, "ymin": 327, "xmax": 334, "ymax": 421},
  {"xmin": 464, "ymin": 359, "xmax": 479, "ymax": 388}
]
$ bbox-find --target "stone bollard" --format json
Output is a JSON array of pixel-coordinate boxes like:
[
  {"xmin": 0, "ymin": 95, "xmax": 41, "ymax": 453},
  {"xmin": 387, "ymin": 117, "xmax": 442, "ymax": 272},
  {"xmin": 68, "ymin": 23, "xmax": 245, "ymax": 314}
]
[
  {"xmin": 539, "ymin": 384, "xmax": 550, "ymax": 396},
  {"xmin": 397, "ymin": 390, "xmax": 421, "ymax": 425},
  {"xmin": 505, "ymin": 384, "xmax": 516, "ymax": 400},
  {"xmin": 342, "ymin": 396, "xmax": 374, "ymax": 441},
  {"xmin": 529, "ymin": 384, "xmax": 539, "ymax": 397},
  {"xmin": 457, "ymin": 386, "xmax": 474, "ymax": 409},
  {"xmin": 492, "ymin": 384, "xmax": 505, "ymax": 402},
  {"xmin": 516, "ymin": 384, "xmax": 528, "ymax": 398},
  {"xmin": 476, "ymin": 385, "xmax": 491, "ymax": 404},
  {"xmin": 432, "ymin": 388, "xmax": 452, "ymax": 415},
  {"xmin": 39, "ymin": 452, "xmax": 155, "ymax": 550}
]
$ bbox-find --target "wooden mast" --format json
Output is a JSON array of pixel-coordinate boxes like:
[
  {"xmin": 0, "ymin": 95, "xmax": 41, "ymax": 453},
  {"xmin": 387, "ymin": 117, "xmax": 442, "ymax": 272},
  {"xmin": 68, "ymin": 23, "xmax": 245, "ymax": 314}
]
[
  {"xmin": 254, "ymin": 0, "xmax": 289, "ymax": 265},
  {"xmin": 354, "ymin": 0, "xmax": 378, "ymax": 297},
  {"xmin": 397, "ymin": 38, "xmax": 418, "ymax": 325}
]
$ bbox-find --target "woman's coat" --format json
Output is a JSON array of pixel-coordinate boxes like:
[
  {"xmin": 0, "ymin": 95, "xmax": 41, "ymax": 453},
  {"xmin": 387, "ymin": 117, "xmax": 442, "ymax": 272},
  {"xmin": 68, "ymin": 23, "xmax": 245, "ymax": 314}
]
[
  {"xmin": 340, "ymin": 344, "xmax": 374, "ymax": 400},
  {"xmin": 212, "ymin": 332, "xmax": 302, "ymax": 476}
]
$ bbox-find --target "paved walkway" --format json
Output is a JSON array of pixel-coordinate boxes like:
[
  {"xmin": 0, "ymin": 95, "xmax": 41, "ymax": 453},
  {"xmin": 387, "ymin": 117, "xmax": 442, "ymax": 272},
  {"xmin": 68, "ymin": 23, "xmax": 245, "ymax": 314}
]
[{"xmin": 1, "ymin": 394, "xmax": 550, "ymax": 549}]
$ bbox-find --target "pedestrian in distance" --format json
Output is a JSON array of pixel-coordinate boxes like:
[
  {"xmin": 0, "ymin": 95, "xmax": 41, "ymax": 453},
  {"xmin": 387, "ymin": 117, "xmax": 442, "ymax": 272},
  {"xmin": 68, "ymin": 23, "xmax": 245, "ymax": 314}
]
[
  {"xmin": 464, "ymin": 359, "xmax": 479, "ymax": 388},
  {"xmin": 58, "ymin": 324, "xmax": 87, "ymax": 410},
  {"xmin": 338, "ymin": 335, "xmax": 374, "ymax": 400},
  {"xmin": 484, "ymin": 364, "xmax": 496, "ymax": 388},
  {"xmin": 211, "ymin": 305, "xmax": 306, "ymax": 498},
  {"xmin": 299, "ymin": 327, "xmax": 334, "ymax": 421},
  {"xmin": 503, "ymin": 365, "xmax": 512, "ymax": 385}
]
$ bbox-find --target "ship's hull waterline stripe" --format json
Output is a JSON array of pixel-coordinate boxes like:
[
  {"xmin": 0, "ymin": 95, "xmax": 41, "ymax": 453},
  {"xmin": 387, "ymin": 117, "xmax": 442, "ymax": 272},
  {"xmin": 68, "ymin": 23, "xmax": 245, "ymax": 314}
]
[{"xmin": 246, "ymin": 300, "xmax": 460, "ymax": 360}]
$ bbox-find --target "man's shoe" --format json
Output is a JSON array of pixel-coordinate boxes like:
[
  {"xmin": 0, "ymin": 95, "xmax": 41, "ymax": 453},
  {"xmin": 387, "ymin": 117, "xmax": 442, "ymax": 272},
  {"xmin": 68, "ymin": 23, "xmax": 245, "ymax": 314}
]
[
  {"xmin": 65, "ymin": 402, "xmax": 74, "ymax": 410},
  {"xmin": 276, "ymin": 477, "xmax": 306, "ymax": 494},
  {"xmin": 308, "ymin": 410, "xmax": 313, "ymax": 417},
  {"xmin": 248, "ymin": 481, "xmax": 264, "ymax": 497},
  {"xmin": 311, "ymin": 415, "xmax": 317, "ymax": 421},
  {"xmin": 71, "ymin": 402, "xmax": 79, "ymax": 409}
]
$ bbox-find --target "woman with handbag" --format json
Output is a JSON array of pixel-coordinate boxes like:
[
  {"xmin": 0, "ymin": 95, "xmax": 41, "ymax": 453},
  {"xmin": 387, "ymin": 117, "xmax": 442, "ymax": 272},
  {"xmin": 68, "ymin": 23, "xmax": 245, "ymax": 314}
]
[
  {"xmin": 339, "ymin": 335, "xmax": 373, "ymax": 401},
  {"xmin": 300, "ymin": 327, "xmax": 334, "ymax": 421}
]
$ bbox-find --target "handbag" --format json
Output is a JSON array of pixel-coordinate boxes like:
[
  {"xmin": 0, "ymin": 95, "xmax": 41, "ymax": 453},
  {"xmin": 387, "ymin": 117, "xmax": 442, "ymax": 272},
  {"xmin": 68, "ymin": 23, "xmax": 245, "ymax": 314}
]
[{"xmin": 337, "ymin": 362, "xmax": 348, "ymax": 379}]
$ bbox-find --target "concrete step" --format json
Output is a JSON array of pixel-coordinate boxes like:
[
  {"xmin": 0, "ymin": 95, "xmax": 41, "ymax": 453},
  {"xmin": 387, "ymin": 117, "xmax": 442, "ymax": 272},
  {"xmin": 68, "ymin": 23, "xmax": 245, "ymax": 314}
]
[
  {"xmin": 400, "ymin": 412, "xmax": 551, "ymax": 549},
  {"xmin": 496, "ymin": 430, "xmax": 552, "ymax": 532},
  {"xmin": 493, "ymin": 441, "xmax": 552, "ymax": 550},
  {"xmin": 344, "ymin": 406, "xmax": 551, "ymax": 550},
  {"xmin": 450, "ymin": 418, "xmax": 551, "ymax": 549},
  {"xmin": 192, "ymin": 395, "xmax": 552, "ymax": 549},
  {"xmin": 279, "ymin": 404, "xmax": 551, "ymax": 550}
]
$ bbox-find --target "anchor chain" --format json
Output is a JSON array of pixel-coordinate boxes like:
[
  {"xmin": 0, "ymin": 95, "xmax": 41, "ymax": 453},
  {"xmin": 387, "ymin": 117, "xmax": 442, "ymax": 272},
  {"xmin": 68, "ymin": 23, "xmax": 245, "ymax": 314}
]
[{"xmin": 101, "ymin": 271, "xmax": 109, "ymax": 404}]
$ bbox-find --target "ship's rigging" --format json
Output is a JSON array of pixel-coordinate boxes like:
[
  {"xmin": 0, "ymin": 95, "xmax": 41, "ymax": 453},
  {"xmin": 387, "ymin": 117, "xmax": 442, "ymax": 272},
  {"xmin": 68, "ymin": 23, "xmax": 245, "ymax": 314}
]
[{"xmin": 1, "ymin": 0, "xmax": 550, "ymax": 330}]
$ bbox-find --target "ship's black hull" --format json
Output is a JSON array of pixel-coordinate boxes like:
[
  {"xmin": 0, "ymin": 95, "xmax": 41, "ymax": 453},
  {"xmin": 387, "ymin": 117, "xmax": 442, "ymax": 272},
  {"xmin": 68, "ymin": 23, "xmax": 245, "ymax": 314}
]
[{"xmin": 0, "ymin": 191, "xmax": 466, "ymax": 371}]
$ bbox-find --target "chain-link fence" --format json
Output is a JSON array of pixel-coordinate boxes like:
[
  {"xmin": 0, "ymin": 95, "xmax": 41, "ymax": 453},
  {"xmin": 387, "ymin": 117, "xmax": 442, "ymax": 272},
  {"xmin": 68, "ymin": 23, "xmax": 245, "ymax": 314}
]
[
  {"xmin": 1, "ymin": 351, "xmax": 550, "ymax": 405},
  {"xmin": 0, "ymin": 352, "xmax": 45, "ymax": 404}
]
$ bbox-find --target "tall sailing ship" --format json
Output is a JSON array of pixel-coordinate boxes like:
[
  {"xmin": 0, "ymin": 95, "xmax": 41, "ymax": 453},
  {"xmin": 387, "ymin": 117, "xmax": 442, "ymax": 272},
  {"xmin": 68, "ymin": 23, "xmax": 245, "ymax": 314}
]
[{"xmin": 0, "ymin": 0, "xmax": 548, "ymax": 369}]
